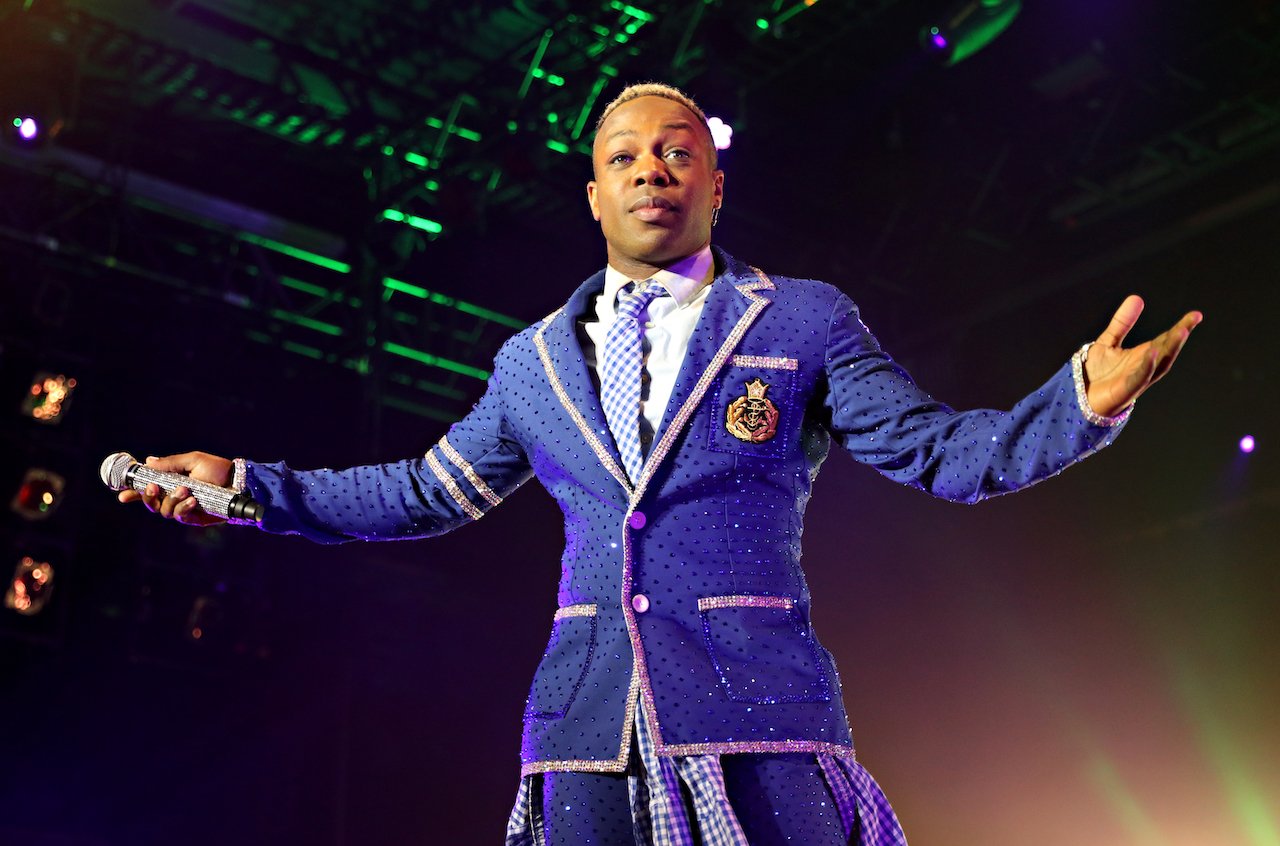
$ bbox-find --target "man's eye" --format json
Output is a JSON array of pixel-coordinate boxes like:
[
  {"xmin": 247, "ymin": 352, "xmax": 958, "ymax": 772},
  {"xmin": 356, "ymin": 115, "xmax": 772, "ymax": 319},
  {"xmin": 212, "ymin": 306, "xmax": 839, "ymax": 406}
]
[
  {"xmin": 609, "ymin": 153, "xmax": 633, "ymax": 164},
  {"xmin": 666, "ymin": 149, "xmax": 691, "ymax": 159}
]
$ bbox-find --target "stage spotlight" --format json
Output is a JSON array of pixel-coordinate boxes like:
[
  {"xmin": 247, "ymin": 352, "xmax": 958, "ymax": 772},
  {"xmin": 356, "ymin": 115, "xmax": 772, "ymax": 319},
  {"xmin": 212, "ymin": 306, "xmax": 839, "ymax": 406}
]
[
  {"xmin": 921, "ymin": 0, "xmax": 1022, "ymax": 67},
  {"xmin": 5, "ymin": 557, "xmax": 55, "ymax": 616},
  {"xmin": 1239, "ymin": 435, "xmax": 1256, "ymax": 454},
  {"xmin": 10, "ymin": 469, "xmax": 66, "ymax": 521},
  {"xmin": 13, "ymin": 116, "xmax": 39, "ymax": 141},
  {"xmin": 20, "ymin": 372, "xmax": 76, "ymax": 424},
  {"xmin": 708, "ymin": 117, "xmax": 733, "ymax": 151}
]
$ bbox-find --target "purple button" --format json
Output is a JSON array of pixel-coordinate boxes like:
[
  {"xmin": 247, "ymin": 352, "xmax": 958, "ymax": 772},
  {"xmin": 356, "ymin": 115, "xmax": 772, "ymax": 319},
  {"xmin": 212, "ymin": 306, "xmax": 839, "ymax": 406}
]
[
  {"xmin": 631, "ymin": 594, "xmax": 650, "ymax": 613},
  {"xmin": 628, "ymin": 511, "xmax": 646, "ymax": 530}
]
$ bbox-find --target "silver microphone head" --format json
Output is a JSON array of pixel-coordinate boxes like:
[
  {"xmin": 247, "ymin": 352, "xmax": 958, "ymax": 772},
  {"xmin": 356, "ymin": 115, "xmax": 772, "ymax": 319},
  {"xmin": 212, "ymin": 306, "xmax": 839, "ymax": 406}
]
[{"xmin": 100, "ymin": 452, "xmax": 137, "ymax": 490}]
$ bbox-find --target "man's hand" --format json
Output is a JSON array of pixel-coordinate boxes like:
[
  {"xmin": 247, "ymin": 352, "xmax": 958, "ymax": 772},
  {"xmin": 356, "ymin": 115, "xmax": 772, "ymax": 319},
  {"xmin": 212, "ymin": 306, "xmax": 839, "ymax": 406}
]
[
  {"xmin": 1083, "ymin": 295, "xmax": 1202, "ymax": 419},
  {"xmin": 116, "ymin": 451, "xmax": 234, "ymax": 527}
]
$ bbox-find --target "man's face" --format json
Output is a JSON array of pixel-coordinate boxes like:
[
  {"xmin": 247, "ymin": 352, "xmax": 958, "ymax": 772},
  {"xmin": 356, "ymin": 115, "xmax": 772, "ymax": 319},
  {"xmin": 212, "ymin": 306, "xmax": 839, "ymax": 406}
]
[{"xmin": 587, "ymin": 96, "xmax": 724, "ymax": 274}]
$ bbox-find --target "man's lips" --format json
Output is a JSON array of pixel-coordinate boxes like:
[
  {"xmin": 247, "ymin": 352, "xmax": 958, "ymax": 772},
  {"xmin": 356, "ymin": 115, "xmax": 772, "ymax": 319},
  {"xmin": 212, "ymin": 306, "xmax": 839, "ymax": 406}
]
[{"xmin": 629, "ymin": 195, "xmax": 678, "ymax": 221}]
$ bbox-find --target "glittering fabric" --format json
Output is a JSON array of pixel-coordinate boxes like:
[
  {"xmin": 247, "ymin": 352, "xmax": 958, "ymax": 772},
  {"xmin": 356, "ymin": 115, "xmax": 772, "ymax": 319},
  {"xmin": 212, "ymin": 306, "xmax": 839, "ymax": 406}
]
[
  {"xmin": 240, "ymin": 247, "xmax": 1130, "ymax": 776},
  {"xmin": 505, "ymin": 705, "xmax": 907, "ymax": 845},
  {"xmin": 729, "ymin": 354, "xmax": 797, "ymax": 370}
]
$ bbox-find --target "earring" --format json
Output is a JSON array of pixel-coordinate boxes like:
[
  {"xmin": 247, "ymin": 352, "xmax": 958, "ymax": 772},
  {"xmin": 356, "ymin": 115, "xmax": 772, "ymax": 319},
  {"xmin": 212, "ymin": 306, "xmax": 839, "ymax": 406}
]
[{"xmin": 711, "ymin": 206, "xmax": 721, "ymax": 227}]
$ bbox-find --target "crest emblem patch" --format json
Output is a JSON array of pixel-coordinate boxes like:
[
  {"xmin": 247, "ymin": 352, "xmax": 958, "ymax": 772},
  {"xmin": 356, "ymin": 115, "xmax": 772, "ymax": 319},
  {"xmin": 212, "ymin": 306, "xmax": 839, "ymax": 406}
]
[{"xmin": 725, "ymin": 378, "xmax": 779, "ymax": 443}]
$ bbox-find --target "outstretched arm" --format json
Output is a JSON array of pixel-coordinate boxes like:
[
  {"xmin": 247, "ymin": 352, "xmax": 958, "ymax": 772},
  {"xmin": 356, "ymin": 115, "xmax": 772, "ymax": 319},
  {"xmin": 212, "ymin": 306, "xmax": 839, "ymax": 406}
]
[
  {"xmin": 822, "ymin": 290, "xmax": 1201, "ymax": 503},
  {"xmin": 115, "ymin": 337, "xmax": 535, "ymax": 540},
  {"xmin": 1082, "ymin": 295, "xmax": 1202, "ymax": 418}
]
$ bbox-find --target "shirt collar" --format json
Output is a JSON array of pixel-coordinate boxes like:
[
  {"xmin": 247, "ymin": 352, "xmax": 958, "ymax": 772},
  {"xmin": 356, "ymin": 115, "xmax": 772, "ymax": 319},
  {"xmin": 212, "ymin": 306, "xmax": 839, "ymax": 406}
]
[{"xmin": 602, "ymin": 245, "xmax": 714, "ymax": 310}]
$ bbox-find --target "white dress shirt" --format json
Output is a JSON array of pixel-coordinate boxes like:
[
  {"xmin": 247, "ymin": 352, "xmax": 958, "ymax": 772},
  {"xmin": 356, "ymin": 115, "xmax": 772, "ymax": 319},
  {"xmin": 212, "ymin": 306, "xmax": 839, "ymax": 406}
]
[{"xmin": 578, "ymin": 245, "xmax": 715, "ymax": 453}]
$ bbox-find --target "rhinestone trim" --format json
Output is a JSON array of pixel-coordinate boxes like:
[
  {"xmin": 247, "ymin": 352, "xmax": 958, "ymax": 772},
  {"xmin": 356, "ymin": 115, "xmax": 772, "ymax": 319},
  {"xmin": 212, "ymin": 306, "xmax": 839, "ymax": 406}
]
[
  {"xmin": 629, "ymin": 271, "xmax": 775, "ymax": 507},
  {"xmin": 729, "ymin": 354, "xmax": 797, "ymax": 370},
  {"xmin": 658, "ymin": 739, "xmax": 855, "ymax": 758},
  {"xmin": 534, "ymin": 309, "xmax": 634, "ymax": 494},
  {"xmin": 697, "ymin": 594, "xmax": 793, "ymax": 612},
  {"xmin": 553, "ymin": 603, "xmax": 598, "ymax": 621},
  {"xmin": 437, "ymin": 435, "xmax": 502, "ymax": 507},
  {"xmin": 231, "ymin": 457, "xmax": 247, "ymax": 493},
  {"xmin": 424, "ymin": 450, "xmax": 483, "ymax": 521},
  {"xmin": 624, "ymin": 269, "xmax": 776, "ymax": 752},
  {"xmin": 520, "ymin": 665, "xmax": 640, "ymax": 776},
  {"xmin": 1072, "ymin": 342, "xmax": 1133, "ymax": 427}
]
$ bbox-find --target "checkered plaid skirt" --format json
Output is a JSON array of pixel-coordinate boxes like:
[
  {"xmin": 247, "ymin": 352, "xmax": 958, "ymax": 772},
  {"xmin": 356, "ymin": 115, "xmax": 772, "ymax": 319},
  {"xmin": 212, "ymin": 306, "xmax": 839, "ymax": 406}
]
[{"xmin": 505, "ymin": 707, "xmax": 907, "ymax": 846}]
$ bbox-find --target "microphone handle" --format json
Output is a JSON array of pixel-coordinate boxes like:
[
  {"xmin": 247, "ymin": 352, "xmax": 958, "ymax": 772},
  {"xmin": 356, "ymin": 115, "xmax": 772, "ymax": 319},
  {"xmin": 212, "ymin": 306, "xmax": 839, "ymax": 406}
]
[{"xmin": 126, "ymin": 464, "xmax": 263, "ymax": 523}]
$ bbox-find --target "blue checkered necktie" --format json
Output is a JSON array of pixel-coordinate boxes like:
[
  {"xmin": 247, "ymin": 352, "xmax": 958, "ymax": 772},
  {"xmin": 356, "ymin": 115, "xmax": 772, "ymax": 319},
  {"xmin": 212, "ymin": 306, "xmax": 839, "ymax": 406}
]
[{"xmin": 601, "ymin": 281, "xmax": 669, "ymax": 485}]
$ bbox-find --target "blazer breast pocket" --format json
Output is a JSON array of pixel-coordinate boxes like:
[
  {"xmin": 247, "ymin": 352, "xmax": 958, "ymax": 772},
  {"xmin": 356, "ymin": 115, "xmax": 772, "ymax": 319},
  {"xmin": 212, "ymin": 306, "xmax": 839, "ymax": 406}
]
[
  {"xmin": 524, "ymin": 604, "xmax": 598, "ymax": 721},
  {"xmin": 708, "ymin": 355, "xmax": 799, "ymax": 460}
]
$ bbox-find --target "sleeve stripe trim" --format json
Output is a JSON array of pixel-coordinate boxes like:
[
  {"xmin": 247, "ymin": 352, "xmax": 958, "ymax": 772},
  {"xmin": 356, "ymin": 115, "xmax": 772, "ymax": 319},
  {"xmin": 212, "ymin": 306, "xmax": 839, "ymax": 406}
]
[
  {"xmin": 438, "ymin": 435, "xmax": 503, "ymax": 507},
  {"xmin": 425, "ymin": 451, "xmax": 484, "ymax": 521}
]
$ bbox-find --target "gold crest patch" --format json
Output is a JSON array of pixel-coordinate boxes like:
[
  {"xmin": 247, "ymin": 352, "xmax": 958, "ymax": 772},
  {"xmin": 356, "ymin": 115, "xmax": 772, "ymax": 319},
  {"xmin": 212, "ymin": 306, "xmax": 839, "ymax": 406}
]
[{"xmin": 725, "ymin": 378, "xmax": 779, "ymax": 443}]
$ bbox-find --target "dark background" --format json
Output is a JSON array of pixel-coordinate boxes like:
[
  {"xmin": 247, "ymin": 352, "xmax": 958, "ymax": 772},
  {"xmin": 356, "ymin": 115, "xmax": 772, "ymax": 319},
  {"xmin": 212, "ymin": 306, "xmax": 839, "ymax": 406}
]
[{"xmin": 1, "ymin": 1, "xmax": 1277, "ymax": 844}]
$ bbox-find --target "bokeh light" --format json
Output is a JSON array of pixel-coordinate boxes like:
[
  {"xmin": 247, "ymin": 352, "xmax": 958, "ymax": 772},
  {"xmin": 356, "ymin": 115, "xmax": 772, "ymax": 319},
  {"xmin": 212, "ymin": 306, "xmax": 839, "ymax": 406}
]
[{"xmin": 707, "ymin": 116, "xmax": 733, "ymax": 151}]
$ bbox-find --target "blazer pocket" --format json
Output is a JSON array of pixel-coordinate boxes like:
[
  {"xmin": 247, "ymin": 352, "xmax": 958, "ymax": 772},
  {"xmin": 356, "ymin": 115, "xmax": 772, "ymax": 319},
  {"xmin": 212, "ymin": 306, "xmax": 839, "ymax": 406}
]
[
  {"xmin": 708, "ymin": 358, "xmax": 799, "ymax": 460},
  {"xmin": 698, "ymin": 594, "xmax": 832, "ymax": 704},
  {"xmin": 524, "ymin": 604, "xmax": 599, "ymax": 721}
]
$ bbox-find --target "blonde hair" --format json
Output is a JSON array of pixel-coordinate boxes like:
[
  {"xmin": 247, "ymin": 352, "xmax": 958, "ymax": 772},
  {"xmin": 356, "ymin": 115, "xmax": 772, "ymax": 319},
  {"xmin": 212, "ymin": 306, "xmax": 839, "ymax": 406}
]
[{"xmin": 593, "ymin": 82, "xmax": 717, "ymax": 166}]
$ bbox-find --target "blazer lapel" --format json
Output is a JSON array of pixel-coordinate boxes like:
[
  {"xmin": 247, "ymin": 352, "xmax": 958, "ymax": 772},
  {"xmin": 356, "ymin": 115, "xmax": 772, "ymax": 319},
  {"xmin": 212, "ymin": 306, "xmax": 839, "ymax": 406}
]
[
  {"xmin": 634, "ymin": 254, "xmax": 776, "ymax": 503},
  {"xmin": 533, "ymin": 270, "xmax": 634, "ymax": 494}
]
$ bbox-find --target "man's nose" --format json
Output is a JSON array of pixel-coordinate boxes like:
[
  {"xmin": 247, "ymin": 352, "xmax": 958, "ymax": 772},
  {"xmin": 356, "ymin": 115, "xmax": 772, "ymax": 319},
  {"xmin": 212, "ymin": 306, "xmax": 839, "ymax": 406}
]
[{"xmin": 633, "ymin": 154, "xmax": 671, "ymax": 186}]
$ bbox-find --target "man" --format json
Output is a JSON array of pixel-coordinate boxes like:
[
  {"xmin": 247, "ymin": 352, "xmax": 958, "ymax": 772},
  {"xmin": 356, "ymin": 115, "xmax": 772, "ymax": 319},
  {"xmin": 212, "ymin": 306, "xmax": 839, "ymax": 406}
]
[{"xmin": 121, "ymin": 83, "xmax": 1200, "ymax": 845}]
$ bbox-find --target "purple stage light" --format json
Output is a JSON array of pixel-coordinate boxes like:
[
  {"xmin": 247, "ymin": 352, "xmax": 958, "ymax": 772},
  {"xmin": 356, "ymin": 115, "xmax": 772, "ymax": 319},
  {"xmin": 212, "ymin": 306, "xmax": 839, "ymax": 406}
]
[
  {"xmin": 17, "ymin": 117, "xmax": 39, "ymax": 141},
  {"xmin": 707, "ymin": 116, "xmax": 733, "ymax": 151},
  {"xmin": 1239, "ymin": 435, "xmax": 1255, "ymax": 454},
  {"xmin": 933, "ymin": 33, "xmax": 948, "ymax": 48}
]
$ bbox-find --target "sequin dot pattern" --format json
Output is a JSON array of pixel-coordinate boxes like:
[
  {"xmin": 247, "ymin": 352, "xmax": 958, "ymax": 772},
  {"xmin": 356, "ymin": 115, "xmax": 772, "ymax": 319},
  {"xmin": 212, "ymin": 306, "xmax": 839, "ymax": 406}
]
[{"xmin": 242, "ymin": 248, "xmax": 1128, "ymax": 776}]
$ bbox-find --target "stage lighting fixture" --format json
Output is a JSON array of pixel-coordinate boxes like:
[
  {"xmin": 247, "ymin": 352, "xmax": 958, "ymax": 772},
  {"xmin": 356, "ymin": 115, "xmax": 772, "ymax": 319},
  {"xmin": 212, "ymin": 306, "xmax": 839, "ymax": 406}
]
[
  {"xmin": 1239, "ymin": 435, "xmax": 1256, "ymax": 454},
  {"xmin": 20, "ymin": 372, "xmax": 76, "ymax": 423},
  {"xmin": 13, "ymin": 116, "xmax": 39, "ymax": 141},
  {"xmin": 5, "ymin": 557, "xmax": 55, "ymax": 616},
  {"xmin": 708, "ymin": 116, "xmax": 733, "ymax": 151},
  {"xmin": 10, "ymin": 469, "xmax": 65, "ymax": 521},
  {"xmin": 921, "ymin": 0, "xmax": 1022, "ymax": 67}
]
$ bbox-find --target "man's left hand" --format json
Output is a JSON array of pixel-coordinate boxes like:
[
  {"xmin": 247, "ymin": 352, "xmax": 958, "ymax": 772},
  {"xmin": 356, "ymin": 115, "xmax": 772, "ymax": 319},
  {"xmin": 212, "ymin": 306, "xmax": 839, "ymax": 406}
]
[{"xmin": 1084, "ymin": 294, "xmax": 1202, "ymax": 419}]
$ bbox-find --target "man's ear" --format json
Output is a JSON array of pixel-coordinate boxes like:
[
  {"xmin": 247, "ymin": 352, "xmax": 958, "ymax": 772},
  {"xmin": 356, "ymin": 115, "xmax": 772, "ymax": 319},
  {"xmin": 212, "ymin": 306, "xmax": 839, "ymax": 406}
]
[
  {"xmin": 586, "ymin": 180, "xmax": 601, "ymax": 221},
  {"xmin": 713, "ymin": 170, "xmax": 724, "ymax": 207}
]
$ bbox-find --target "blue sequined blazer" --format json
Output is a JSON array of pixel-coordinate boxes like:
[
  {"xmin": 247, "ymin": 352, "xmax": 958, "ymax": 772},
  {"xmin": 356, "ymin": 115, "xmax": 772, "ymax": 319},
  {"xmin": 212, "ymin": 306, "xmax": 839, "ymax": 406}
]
[{"xmin": 243, "ymin": 248, "xmax": 1126, "ymax": 775}]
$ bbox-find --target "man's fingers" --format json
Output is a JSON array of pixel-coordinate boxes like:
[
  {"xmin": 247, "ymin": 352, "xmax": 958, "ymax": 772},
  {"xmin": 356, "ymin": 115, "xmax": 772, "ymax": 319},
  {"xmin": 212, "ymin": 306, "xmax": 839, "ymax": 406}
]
[
  {"xmin": 1150, "ymin": 312, "xmax": 1200, "ymax": 381},
  {"xmin": 175, "ymin": 496, "xmax": 206, "ymax": 525},
  {"xmin": 1096, "ymin": 294, "xmax": 1145, "ymax": 348},
  {"xmin": 159, "ymin": 485, "xmax": 191, "ymax": 519},
  {"xmin": 145, "ymin": 452, "xmax": 200, "ymax": 474}
]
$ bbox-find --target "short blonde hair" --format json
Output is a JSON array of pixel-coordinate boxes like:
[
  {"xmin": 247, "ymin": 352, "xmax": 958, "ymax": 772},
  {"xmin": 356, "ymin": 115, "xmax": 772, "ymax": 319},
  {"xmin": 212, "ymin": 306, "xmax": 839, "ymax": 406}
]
[{"xmin": 593, "ymin": 82, "xmax": 717, "ymax": 167}]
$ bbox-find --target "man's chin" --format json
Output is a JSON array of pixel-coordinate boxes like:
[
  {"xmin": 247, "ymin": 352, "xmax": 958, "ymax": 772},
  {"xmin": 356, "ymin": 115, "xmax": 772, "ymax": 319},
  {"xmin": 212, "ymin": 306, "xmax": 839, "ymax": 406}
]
[{"xmin": 610, "ymin": 235, "xmax": 706, "ymax": 268}]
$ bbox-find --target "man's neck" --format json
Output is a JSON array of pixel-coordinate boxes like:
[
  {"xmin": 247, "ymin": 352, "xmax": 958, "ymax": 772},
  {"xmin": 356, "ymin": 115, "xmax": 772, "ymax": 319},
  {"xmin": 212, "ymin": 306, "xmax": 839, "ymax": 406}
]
[{"xmin": 607, "ymin": 245, "xmax": 712, "ymax": 282}]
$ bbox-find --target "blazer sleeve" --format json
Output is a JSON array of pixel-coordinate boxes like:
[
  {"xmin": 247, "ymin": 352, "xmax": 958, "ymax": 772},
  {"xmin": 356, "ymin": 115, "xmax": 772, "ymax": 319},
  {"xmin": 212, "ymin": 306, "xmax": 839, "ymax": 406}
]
[
  {"xmin": 821, "ymin": 291, "xmax": 1127, "ymax": 504},
  {"xmin": 240, "ymin": 338, "xmax": 534, "ymax": 543}
]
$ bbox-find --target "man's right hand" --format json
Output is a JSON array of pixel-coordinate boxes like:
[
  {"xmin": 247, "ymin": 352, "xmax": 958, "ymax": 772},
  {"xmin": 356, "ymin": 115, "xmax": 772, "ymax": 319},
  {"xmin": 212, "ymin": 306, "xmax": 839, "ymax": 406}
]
[{"xmin": 116, "ymin": 451, "xmax": 234, "ymax": 527}]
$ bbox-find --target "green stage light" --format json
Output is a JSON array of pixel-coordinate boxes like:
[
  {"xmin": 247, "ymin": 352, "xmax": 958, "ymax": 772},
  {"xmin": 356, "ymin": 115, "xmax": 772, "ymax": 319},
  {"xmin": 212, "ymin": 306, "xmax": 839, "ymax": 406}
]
[
  {"xmin": 923, "ymin": 0, "xmax": 1022, "ymax": 67},
  {"xmin": 238, "ymin": 233, "xmax": 351, "ymax": 273},
  {"xmin": 382, "ymin": 209, "xmax": 443, "ymax": 234}
]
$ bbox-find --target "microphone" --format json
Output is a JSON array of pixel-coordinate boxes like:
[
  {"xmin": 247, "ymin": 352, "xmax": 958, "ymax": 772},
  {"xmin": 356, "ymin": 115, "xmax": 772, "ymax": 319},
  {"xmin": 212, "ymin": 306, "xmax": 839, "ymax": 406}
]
[{"xmin": 100, "ymin": 452, "xmax": 263, "ymax": 523}]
